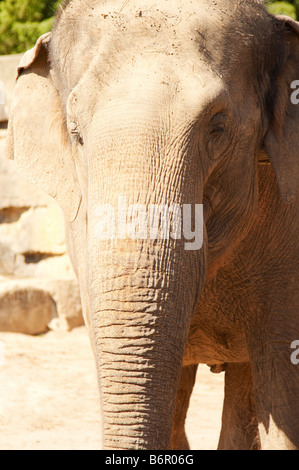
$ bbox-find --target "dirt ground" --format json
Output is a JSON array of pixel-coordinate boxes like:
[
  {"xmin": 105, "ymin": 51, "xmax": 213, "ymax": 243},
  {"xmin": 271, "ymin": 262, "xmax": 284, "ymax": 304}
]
[{"xmin": 0, "ymin": 326, "xmax": 224, "ymax": 450}]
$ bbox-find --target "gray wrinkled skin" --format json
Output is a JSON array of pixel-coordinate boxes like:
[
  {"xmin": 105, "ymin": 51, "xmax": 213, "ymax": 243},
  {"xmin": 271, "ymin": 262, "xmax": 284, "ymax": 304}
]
[{"xmin": 6, "ymin": 0, "xmax": 299, "ymax": 449}]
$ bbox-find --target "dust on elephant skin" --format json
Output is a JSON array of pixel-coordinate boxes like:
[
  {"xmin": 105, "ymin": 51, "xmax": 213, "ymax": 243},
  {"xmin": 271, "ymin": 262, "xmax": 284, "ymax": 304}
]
[{"xmin": 6, "ymin": 0, "xmax": 299, "ymax": 450}]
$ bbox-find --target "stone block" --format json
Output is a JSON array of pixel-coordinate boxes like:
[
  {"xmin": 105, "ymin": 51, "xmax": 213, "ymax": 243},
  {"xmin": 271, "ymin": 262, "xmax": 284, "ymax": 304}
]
[
  {"xmin": 0, "ymin": 280, "xmax": 56, "ymax": 335},
  {"xmin": 0, "ymin": 277, "xmax": 84, "ymax": 334},
  {"xmin": 13, "ymin": 206, "xmax": 66, "ymax": 256},
  {"xmin": 0, "ymin": 54, "xmax": 23, "ymax": 122}
]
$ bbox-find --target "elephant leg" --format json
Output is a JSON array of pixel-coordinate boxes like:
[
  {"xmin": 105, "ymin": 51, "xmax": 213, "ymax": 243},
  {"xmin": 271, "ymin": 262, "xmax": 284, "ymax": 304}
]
[
  {"xmin": 170, "ymin": 364, "xmax": 198, "ymax": 450},
  {"xmin": 218, "ymin": 362, "xmax": 260, "ymax": 450},
  {"xmin": 247, "ymin": 306, "xmax": 299, "ymax": 450}
]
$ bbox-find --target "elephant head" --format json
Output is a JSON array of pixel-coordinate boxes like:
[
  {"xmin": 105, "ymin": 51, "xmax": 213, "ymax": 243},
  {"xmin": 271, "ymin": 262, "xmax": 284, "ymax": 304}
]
[{"xmin": 6, "ymin": 0, "xmax": 299, "ymax": 449}]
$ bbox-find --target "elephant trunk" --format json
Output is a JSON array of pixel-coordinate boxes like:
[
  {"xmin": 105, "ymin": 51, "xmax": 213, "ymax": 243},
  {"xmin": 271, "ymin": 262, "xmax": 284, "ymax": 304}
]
[
  {"xmin": 92, "ymin": 276, "xmax": 186, "ymax": 448},
  {"xmin": 89, "ymin": 245, "xmax": 202, "ymax": 449},
  {"xmin": 86, "ymin": 113, "xmax": 204, "ymax": 449}
]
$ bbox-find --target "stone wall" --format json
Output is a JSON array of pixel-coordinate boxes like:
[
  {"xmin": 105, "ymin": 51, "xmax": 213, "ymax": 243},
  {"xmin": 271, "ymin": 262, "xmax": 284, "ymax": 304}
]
[
  {"xmin": 0, "ymin": 54, "xmax": 22, "ymax": 122},
  {"xmin": 0, "ymin": 54, "xmax": 83, "ymax": 334}
]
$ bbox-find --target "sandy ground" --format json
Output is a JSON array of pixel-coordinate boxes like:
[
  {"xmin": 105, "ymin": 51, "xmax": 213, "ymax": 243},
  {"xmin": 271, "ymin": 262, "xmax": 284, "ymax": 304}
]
[{"xmin": 0, "ymin": 326, "xmax": 224, "ymax": 450}]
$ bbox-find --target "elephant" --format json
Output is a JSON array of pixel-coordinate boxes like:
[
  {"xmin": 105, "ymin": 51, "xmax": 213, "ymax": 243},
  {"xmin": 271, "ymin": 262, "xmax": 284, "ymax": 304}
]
[{"xmin": 5, "ymin": 0, "xmax": 299, "ymax": 450}]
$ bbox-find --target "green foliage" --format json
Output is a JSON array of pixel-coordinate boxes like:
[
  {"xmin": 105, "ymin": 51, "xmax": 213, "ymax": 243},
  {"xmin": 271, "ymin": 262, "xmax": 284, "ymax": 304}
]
[
  {"xmin": 0, "ymin": 0, "xmax": 298, "ymax": 55},
  {"xmin": 0, "ymin": 0, "xmax": 62, "ymax": 55},
  {"xmin": 278, "ymin": 0, "xmax": 299, "ymax": 18},
  {"xmin": 288, "ymin": 0, "xmax": 299, "ymax": 18},
  {"xmin": 266, "ymin": 1, "xmax": 297, "ymax": 19}
]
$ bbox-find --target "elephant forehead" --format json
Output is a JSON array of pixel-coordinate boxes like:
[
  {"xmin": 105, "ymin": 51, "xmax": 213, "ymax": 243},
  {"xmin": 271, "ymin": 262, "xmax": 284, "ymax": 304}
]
[
  {"xmin": 67, "ymin": 47, "xmax": 225, "ymax": 130},
  {"xmin": 55, "ymin": 2, "xmax": 227, "ymax": 50},
  {"xmin": 55, "ymin": 0, "xmax": 230, "ymax": 27},
  {"xmin": 51, "ymin": 0, "xmax": 241, "ymax": 89}
]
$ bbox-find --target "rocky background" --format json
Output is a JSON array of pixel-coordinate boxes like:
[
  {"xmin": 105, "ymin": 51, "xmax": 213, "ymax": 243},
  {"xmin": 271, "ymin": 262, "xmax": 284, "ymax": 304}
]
[{"xmin": 0, "ymin": 54, "xmax": 83, "ymax": 335}]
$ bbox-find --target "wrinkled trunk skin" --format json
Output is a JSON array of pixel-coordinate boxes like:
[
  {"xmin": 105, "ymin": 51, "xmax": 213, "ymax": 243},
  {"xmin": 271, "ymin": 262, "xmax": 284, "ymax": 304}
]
[{"xmin": 86, "ymin": 110, "xmax": 204, "ymax": 449}]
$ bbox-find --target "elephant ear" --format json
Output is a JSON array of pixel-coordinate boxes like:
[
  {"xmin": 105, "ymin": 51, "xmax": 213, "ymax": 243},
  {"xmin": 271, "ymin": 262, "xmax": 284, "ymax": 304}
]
[
  {"xmin": 5, "ymin": 33, "xmax": 82, "ymax": 221},
  {"xmin": 263, "ymin": 15, "xmax": 299, "ymax": 203}
]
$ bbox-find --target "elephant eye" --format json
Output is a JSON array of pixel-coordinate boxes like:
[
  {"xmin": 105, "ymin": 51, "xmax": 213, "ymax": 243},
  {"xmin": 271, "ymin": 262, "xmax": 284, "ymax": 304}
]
[
  {"xmin": 73, "ymin": 133, "xmax": 84, "ymax": 146},
  {"xmin": 68, "ymin": 120, "xmax": 84, "ymax": 146},
  {"xmin": 207, "ymin": 113, "xmax": 230, "ymax": 160},
  {"xmin": 209, "ymin": 113, "xmax": 228, "ymax": 135},
  {"xmin": 210, "ymin": 123, "xmax": 225, "ymax": 135}
]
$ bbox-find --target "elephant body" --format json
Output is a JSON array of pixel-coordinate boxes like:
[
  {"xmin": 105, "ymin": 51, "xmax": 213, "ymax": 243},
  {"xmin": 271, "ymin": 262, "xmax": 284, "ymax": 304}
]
[
  {"xmin": 6, "ymin": 0, "xmax": 299, "ymax": 449},
  {"xmin": 183, "ymin": 164, "xmax": 299, "ymax": 449}
]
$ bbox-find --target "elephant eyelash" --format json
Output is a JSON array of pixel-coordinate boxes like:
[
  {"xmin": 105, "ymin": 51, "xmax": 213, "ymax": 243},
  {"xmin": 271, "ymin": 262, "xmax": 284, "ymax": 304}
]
[
  {"xmin": 206, "ymin": 115, "xmax": 232, "ymax": 160},
  {"xmin": 72, "ymin": 133, "xmax": 84, "ymax": 146},
  {"xmin": 68, "ymin": 121, "xmax": 84, "ymax": 146},
  {"xmin": 208, "ymin": 122, "xmax": 228, "ymax": 143},
  {"xmin": 209, "ymin": 112, "xmax": 229, "ymax": 133},
  {"xmin": 210, "ymin": 124, "xmax": 226, "ymax": 136}
]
